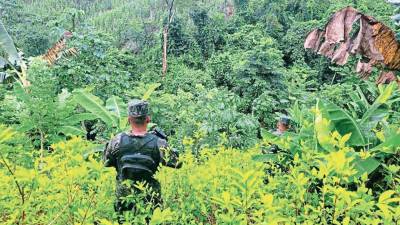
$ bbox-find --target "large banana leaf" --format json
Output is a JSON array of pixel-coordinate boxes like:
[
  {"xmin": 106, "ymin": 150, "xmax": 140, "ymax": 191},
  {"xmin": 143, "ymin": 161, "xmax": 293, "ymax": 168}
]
[
  {"xmin": 106, "ymin": 96, "xmax": 126, "ymax": 118},
  {"xmin": 0, "ymin": 20, "xmax": 20, "ymax": 65},
  {"xmin": 356, "ymin": 85, "xmax": 370, "ymax": 109},
  {"xmin": 142, "ymin": 83, "xmax": 161, "ymax": 101},
  {"xmin": 83, "ymin": 145, "xmax": 104, "ymax": 160},
  {"xmin": 360, "ymin": 83, "xmax": 397, "ymax": 130},
  {"xmin": 376, "ymin": 82, "xmax": 397, "ymax": 104},
  {"xmin": 0, "ymin": 57, "xmax": 7, "ymax": 68},
  {"xmin": 371, "ymin": 130, "xmax": 400, "ymax": 154},
  {"xmin": 73, "ymin": 89, "xmax": 118, "ymax": 127},
  {"xmin": 318, "ymin": 100, "xmax": 368, "ymax": 146},
  {"xmin": 59, "ymin": 126, "xmax": 86, "ymax": 136},
  {"xmin": 65, "ymin": 113, "xmax": 98, "ymax": 125},
  {"xmin": 350, "ymin": 154, "xmax": 381, "ymax": 181},
  {"xmin": 0, "ymin": 72, "xmax": 7, "ymax": 83},
  {"xmin": 315, "ymin": 100, "xmax": 336, "ymax": 150}
]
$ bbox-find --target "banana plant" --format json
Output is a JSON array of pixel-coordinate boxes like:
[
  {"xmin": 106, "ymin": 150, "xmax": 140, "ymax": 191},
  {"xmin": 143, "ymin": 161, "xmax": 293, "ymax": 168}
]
[
  {"xmin": 0, "ymin": 72, "xmax": 10, "ymax": 83},
  {"xmin": 72, "ymin": 83, "xmax": 161, "ymax": 134},
  {"xmin": 255, "ymin": 82, "xmax": 399, "ymax": 180},
  {"xmin": 58, "ymin": 89, "xmax": 98, "ymax": 136},
  {"xmin": 316, "ymin": 82, "xmax": 400, "ymax": 179},
  {"xmin": 0, "ymin": 19, "xmax": 77, "ymax": 87},
  {"xmin": 0, "ymin": 19, "xmax": 29, "ymax": 87},
  {"xmin": 317, "ymin": 99, "xmax": 367, "ymax": 147},
  {"xmin": 73, "ymin": 89, "xmax": 126, "ymax": 132},
  {"xmin": 318, "ymin": 82, "xmax": 400, "ymax": 148}
]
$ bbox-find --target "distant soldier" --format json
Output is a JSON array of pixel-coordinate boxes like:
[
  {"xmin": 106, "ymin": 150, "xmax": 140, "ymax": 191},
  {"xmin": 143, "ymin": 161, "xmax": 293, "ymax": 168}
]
[
  {"xmin": 103, "ymin": 99, "xmax": 181, "ymax": 221},
  {"xmin": 262, "ymin": 116, "xmax": 292, "ymax": 180},
  {"xmin": 263, "ymin": 116, "xmax": 291, "ymax": 154},
  {"xmin": 272, "ymin": 116, "xmax": 290, "ymax": 136}
]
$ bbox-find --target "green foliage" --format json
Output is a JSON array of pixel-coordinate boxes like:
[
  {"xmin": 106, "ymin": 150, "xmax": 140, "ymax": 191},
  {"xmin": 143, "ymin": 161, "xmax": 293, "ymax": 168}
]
[
  {"xmin": 258, "ymin": 86, "xmax": 400, "ymax": 183},
  {"xmin": 283, "ymin": 63, "xmax": 319, "ymax": 105},
  {"xmin": 1, "ymin": 0, "xmax": 400, "ymax": 224},
  {"xmin": 162, "ymin": 62, "xmax": 216, "ymax": 93},
  {"xmin": 318, "ymin": 99, "xmax": 368, "ymax": 147},
  {"xmin": 73, "ymin": 89, "xmax": 121, "ymax": 128},
  {"xmin": 0, "ymin": 60, "xmax": 86, "ymax": 147},
  {"xmin": 2, "ymin": 133, "xmax": 398, "ymax": 224},
  {"xmin": 190, "ymin": 7, "xmax": 218, "ymax": 60},
  {"xmin": 141, "ymin": 84, "xmax": 259, "ymax": 149},
  {"xmin": 0, "ymin": 137, "xmax": 115, "ymax": 225},
  {"xmin": 372, "ymin": 129, "xmax": 400, "ymax": 154},
  {"xmin": 281, "ymin": 20, "xmax": 322, "ymax": 65},
  {"xmin": 208, "ymin": 25, "xmax": 287, "ymax": 126},
  {"xmin": 166, "ymin": 16, "xmax": 192, "ymax": 57},
  {"xmin": 318, "ymin": 82, "xmax": 400, "ymax": 148},
  {"xmin": 0, "ymin": 18, "xmax": 29, "ymax": 86},
  {"xmin": 53, "ymin": 30, "xmax": 137, "ymax": 99}
]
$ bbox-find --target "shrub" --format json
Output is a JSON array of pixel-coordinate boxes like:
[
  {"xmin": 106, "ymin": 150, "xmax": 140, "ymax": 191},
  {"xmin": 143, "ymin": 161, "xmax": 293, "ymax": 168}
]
[
  {"xmin": 145, "ymin": 84, "xmax": 259, "ymax": 150},
  {"xmin": 53, "ymin": 30, "xmax": 137, "ymax": 99},
  {"xmin": 2, "ymin": 60, "xmax": 80, "ymax": 148},
  {"xmin": 162, "ymin": 62, "xmax": 216, "ymax": 94},
  {"xmin": 0, "ymin": 136, "xmax": 115, "ymax": 225},
  {"xmin": 2, "ymin": 132, "xmax": 398, "ymax": 224}
]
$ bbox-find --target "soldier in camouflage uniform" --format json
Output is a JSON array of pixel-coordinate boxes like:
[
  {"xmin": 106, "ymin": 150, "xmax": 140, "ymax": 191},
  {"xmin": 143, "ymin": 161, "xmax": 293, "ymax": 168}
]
[
  {"xmin": 272, "ymin": 116, "xmax": 290, "ymax": 137},
  {"xmin": 103, "ymin": 99, "xmax": 181, "ymax": 219},
  {"xmin": 262, "ymin": 116, "xmax": 292, "ymax": 182},
  {"xmin": 262, "ymin": 116, "xmax": 291, "ymax": 154}
]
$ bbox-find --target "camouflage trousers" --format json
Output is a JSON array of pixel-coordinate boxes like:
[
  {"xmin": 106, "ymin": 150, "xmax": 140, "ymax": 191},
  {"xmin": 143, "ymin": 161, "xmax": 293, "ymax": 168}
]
[{"xmin": 114, "ymin": 177, "xmax": 162, "ymax": 215}]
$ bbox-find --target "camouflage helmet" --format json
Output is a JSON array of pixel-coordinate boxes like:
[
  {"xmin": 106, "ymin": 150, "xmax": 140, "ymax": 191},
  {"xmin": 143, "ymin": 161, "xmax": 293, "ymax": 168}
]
[
  {"xmin": 279, "ymin": 116, "xmax": 291, "ymax": 126},
  {"xmin": 128, "ymin": 99, "xmax": 149, "ymax": 117}
]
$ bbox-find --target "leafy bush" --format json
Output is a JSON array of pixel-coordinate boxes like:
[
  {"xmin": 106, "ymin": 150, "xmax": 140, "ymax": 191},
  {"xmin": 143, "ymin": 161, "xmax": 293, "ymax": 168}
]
[
  {"xmin": 161, "ymin": 139, "xmax": 400, "ymax": 224},
  {"xmin": 0, "ymin": 60, "xmax": 85, "ymax": 148},
  {"xmin": 208, "ymin": 25, "xmax": 287, "ymax": 122},
  {"xmin": 53, "ymin": 30, "xmax": 138, "ymax": 99},
  {"xmin": 138, "ymin": 84, "xmax": 259, "ymax": 150},
  {"xmin": 1, "ymin": 122, "xmax": 398, "ymax": 224},
  {"xmin": 0, "ymin": 136, "xmax": 115, "ymax": 225},
  {"xmin": 162, "ymin": 62, "xmax": 216, "ymax": 94}
]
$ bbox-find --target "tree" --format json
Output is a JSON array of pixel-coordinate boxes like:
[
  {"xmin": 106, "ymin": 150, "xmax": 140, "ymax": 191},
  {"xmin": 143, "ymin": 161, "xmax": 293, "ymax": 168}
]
[
  {"xmin": 162, "ymin": 0, "xmax": 175, "ymax": 76},
  {"xmin": 190, "ymin": 7, "xmax": 215, "ymax": 59}
]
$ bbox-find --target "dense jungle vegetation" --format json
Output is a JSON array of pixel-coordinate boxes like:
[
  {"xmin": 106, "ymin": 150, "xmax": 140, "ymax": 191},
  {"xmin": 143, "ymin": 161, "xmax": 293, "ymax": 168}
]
[{"xmin": 0, "ymin": 0, "xmax": 399, "ymax": 224}]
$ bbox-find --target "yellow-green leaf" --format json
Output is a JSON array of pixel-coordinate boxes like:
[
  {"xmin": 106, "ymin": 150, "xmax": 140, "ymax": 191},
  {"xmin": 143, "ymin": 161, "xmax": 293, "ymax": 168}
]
[{"xmin": 379, "ymin": 190, "xmax": 396, "ymax": 203}]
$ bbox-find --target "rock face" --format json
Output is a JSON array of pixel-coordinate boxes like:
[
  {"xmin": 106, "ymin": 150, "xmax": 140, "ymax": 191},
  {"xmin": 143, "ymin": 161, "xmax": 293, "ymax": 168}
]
[{"xmin": 304, "ymin": 7, "xmax": 400, "ymax": 84}]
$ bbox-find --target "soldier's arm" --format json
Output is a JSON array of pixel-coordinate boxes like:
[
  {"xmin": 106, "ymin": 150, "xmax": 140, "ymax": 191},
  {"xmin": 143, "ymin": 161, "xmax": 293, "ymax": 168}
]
[
  {"xmin": 103, "ymin": 136, "xmax": 119, "ymax": 168},
  {"xmin": 158, "ymin": 139, "xmax": 182, "ymax": 169}
]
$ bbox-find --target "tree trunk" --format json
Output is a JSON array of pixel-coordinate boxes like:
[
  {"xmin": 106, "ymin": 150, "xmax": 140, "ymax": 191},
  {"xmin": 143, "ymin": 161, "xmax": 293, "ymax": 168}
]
[
  {"xmin": 162, "ymin": 26, "xmax": 168, "ymax": 76},
  {"xmin": 162, "ymin": 0, "xmax": 175, "ymax": 77},
  {"xmin": 224, "ymin": 0, "xmax": 228, "ymax": 19}
]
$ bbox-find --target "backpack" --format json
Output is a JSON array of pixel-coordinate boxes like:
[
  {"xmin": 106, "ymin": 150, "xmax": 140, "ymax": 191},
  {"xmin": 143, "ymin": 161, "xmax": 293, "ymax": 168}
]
[{"xmin": 117, "ymin": 133, "xmax": 161, "ymax": 180}]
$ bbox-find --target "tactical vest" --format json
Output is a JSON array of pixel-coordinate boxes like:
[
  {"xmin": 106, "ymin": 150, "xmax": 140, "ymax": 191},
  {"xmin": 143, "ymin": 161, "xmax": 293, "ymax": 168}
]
[{"xmin": 115, "ymin": 133, "xmax": 161, "ymax": 181}]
